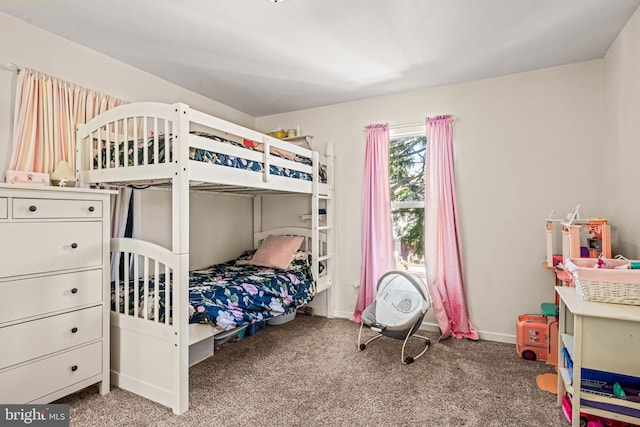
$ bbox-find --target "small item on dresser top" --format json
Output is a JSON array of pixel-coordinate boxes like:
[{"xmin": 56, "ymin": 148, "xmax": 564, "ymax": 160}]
[
  {"xmin": 4, "ymin": 170, "xmax": 49, "ymax": 186},
  {"xmin": 287, "ymin": 128, "xmax": 297, "ymax": 137},
  {"xmin": 50, "ymin": 160, "xmax": 77, "ymax": 187}
]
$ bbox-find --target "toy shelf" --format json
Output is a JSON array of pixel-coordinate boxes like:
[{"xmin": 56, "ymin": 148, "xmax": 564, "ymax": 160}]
[
  {"xmin": 561, "ymin": 333, "xmax": 574, "ymax": 357},
  {"xmin": 559, "ymin": 367, "xmax": 573, "ymax": 392},
  {"xmin": 556, "ymin": 287, "xmax": 640, "ymax": 426}
]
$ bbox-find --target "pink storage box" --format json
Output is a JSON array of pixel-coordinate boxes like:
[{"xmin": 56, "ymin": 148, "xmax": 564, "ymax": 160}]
[{"xmin": 4, "ymin": 170, "xmax": 50, "ymax": 186}]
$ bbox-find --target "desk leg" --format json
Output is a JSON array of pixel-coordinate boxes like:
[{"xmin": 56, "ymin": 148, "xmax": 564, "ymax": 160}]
[
  {"xmin": 571, "ymin": 315, "xmax": 583, "ymax": 427},
  {"xmin": 556, "ymin": 298, "xmax": 565, "ymax": 407}
]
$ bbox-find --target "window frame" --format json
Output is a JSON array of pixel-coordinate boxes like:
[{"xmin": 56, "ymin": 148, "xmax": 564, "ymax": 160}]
[{"xmin": 388, "ymin": 126, "xmax": 426, "ymax": 275}]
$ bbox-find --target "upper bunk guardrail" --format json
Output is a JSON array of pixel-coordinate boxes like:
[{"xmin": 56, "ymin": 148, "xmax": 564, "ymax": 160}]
[
  {"xmin": 76, "ymin": 102, "xmax": 179, "ymax": 181},
  {"xmin": 77, "ymin": 102, "xmax": 332, "ymax": 188}
]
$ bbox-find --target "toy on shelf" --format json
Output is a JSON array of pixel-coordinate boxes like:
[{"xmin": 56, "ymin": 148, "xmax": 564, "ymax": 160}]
[
  {"xmin": 562, "ymin": 395, "xmax": 639, "ymax": 427},
  {"xmin": 516, "ymin": 303, "xmax": 558, "ymax": 365},
  {"xmin": 546, "ymin": 209, "xmax": 565, "ymax": 268},
  {"xmin": 560, "ymin": 205, "xmax": 611, "ymax": 261}
]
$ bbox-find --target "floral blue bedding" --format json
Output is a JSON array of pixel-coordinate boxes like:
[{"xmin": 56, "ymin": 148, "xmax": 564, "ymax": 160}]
[
  {"xmin": 111, "ymin": 250, "xmax": 315, "ymax": 330},
  {"xmin": 95, "ymin": 131, "xmax": 327, "ymax": 183}
]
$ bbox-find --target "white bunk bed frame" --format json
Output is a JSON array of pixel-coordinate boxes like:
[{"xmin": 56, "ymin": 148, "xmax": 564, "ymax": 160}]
[{"xmin": 75, "ymin": 102, "xmax": 334, "ymax": 414}]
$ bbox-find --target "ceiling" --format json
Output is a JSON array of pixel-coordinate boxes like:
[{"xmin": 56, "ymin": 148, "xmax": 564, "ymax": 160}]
[{"xmin": 2, "ymin": 0, "xmax": 639, "ymax": 117}]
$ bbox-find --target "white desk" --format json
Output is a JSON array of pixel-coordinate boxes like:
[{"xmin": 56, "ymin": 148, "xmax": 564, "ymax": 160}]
[{"xmin": 556, "ymin": 286, "xmax": 640, "ymax": 426}]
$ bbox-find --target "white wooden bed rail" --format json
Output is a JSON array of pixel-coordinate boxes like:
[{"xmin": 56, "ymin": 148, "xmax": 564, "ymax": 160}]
[
  {"xmin": 253, "ymin": 226, "xmax": 317, "ymax": 249},
  {"xmin": 76, "ymin": 102, "xmax": 329, "ymax": 195},
  {"xmin": 76, "ymin": 103, "xmax": 177, "ymax": 174},
  {"xmin": 109, "ymin": 237, "xmax": 189, "ymax": 414}
]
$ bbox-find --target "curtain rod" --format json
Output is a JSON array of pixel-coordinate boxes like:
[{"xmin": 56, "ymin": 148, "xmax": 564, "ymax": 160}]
[
  {"xmin": 390, "ymin": 122, "xmax": 424, "ymax": 129},
  {"xmin": 0, "ymin": 61, "xmax": 21, "ymax": 74},
  {"xmin": 363, "ymin": 116, "xmax": 455, "ymax": 131},
  {"xmin": 1, "ymin": 61, "xmax": 125, "ymax": 103}
]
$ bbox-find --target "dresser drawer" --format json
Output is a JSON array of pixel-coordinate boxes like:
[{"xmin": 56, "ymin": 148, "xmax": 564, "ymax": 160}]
[
  {"xmin": 0, "ymin": 269, "xmax": 103, "ymax": 325},
  {"xmin": 0, "ymin": 342, "xmax": 102, "ymax": 404},
  {"xmin": 0, "ymin": 222, "xmax": 102, "ymax": 278},
  {"xmin": 0, "ymin": 305, "xmax": 103, "ymax": 369},
  {"xmin": 0, "ymin": 197, "xmax": 6, "ymax": 219},
  {"xmin": 13, "ymin": 198, "xmax": 102, "ymax": 219}
]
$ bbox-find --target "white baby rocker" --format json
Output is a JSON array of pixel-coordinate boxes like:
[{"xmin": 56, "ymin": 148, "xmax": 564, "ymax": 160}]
[{"xmin": 357, "ymin": 271, "xmax": 432, "ymax": 364}]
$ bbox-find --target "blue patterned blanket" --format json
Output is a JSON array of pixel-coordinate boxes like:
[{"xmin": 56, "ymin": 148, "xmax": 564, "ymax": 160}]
[
  {"xmin": 95, "ymin": 131, "xmax": 327, "ymax": 183},
  {"xmin": 112, "ymin": 251, "xmax": 315, "ymax": 330}
]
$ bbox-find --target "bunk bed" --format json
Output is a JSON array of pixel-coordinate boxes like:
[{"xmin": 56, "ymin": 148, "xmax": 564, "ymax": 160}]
[{"xmin": 75, "ymin": 102, "xmax": 334, "ymax": 415}]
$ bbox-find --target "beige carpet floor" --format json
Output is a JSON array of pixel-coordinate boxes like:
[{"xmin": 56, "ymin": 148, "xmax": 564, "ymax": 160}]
[{"xmin": 57, "ymin": 315, "xmax": 567, "ymax": 426}]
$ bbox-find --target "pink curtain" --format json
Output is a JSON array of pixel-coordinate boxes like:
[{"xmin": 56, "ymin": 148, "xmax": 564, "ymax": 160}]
[
  {"xmin": 424, "ymin": 115, "xmax": 478, "ymax": 340},
  {"xmin": 9, "ymin": 68, "xmax": 125, "ymax": 174},
  {"xmin": 353, "ymin": 124, "xmax": 396, "ymax": 323}
]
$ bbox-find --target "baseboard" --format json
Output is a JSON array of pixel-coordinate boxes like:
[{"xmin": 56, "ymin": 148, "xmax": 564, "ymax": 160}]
[
  {"xmin": 476, "ymin": 330, "xmax": 516, "ymax": 344},
  {"xmin": 333, "ymin": 312, "xmax": 516, "ymax": 344},
  {"xmin": 334, "ymin": 310, "xmax": 354, "ymax": 320},
  {"xmin": 418, "ymin": 321, "xmax": 516, "ymax": 344}
]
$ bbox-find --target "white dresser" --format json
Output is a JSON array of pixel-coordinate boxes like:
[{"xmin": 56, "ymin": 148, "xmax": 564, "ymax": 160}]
[{"xmin": 0, "ymin": 184, "xmax": 113, "ymax": 404}]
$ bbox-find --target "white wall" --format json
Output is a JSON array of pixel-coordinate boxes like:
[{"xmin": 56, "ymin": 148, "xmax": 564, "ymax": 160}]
[
  {"xmin": 0, "ymin": 12, "xmax": 255, "ymax": 263},
  {"xmin": 138, "ymin": 189, "xmax": 253, "ymax": 269},
  {"xmin": 604, "ymin": 7, "xmax": 640, "ymax": 258},
  {"xmin": 257, "ymin": 60, "xmax": 607, "ymax": 341}
]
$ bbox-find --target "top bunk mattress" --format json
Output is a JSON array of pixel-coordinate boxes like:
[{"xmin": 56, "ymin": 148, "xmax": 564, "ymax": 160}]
[{"xmin": 94, "ymin": 131, "xmax": 328, "ymax": 183}]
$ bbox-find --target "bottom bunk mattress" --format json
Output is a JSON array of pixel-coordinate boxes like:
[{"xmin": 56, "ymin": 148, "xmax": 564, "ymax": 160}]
[{"xmin": 111, "ymin": 250, "xmax": 315, "ymax": 330}]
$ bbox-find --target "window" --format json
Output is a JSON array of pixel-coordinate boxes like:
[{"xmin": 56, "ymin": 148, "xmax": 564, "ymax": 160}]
[{"xmin": 389, "ymin": 130, "xmax": 426, "ymax": 276}]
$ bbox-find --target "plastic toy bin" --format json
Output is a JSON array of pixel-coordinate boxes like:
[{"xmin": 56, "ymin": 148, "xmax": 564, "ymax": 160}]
[{"xmin": 246, "ymin": 320, "xmax": 266, "ymax": 336}]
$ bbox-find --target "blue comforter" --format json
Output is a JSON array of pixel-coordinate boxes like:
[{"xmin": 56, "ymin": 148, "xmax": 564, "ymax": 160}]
[{"xmin": 111, "ymin": 251, "xmax": 315, "ymax": 330}]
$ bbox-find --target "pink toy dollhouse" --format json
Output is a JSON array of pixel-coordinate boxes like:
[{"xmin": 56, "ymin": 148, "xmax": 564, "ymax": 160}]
[{"xmin": 560, "ymin": 205, "xmax": 611, "ymax": 261}]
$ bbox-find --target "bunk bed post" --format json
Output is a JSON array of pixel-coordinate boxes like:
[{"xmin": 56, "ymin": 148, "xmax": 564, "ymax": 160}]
[
  {"xmin": 253, "ymin": 195, "xmax": 262, "ymax": 247},
  {"xmin": 171, "ymin": 102, "xmax": 190, "ymax": 415},
  {"xmin": 75, "ymin": 123, "xmax": 85, "ymax": 188},
  {"xmin": 311, "ymin": 153, "xmax": 320, "ymax": 287},
  {"xmin": 262, "ymin": 136, "xmax": 270, "ymax": 183},
  {"xmin": 325, "ymin": 142, "xmax": 335, "ymax": 318}
]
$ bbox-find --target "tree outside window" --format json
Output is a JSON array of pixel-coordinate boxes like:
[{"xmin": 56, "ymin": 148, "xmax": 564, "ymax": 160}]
[{"xmin": 389, "ymin": 133, "xmax": 426, "ymax": 276}]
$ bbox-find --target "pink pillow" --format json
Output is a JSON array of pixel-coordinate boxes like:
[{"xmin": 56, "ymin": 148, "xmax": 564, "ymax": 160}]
[{"xmin": 249, "ymin": 235, "xmax": 304, "ymax": 270}]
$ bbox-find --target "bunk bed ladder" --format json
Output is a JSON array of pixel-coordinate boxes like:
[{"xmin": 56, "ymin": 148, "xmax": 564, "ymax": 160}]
[{"xmin": 312, "ymin": 148, "xmax": 334, "ymax": 317}]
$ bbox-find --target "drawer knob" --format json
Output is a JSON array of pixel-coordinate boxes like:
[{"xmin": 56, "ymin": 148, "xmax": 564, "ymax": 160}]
[
  {"xmin": 28, "ymin": 205, "xmax": 37, "ymax": 212},
  {"xmin": 88, "ymin": 206, "xmax": 95, "ymax": 212},
  {"xmin": 71, "ymin": 365, "xmax": 78, "ymax": 372},
  {"xmin": 71, "ymin": 288, "xmax": 78, "ymax": 294},
  {"xmin": 71, "ymin": 327, "xmax": 78, "ymax": 333},
  {"xmin": 71, "ymin": 243, "xmax": 78, "ymax": 249}
]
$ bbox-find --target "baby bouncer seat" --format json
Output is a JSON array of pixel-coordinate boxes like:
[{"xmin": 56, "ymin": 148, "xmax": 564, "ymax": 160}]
[{"xmin": 357, "ymin": 270, "xmax": 432, "ymax": 364}]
